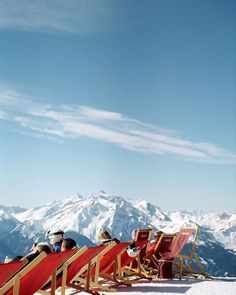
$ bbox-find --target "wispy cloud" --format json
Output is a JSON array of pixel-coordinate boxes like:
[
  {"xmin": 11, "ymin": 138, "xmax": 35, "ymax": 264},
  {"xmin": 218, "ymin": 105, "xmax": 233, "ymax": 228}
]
[
  {"xmin": 0, "ymin": 109, "xmax": 9, "ymax": 119},
  {"xmin": 0, "ymin": 0, "xmax": 120, "ymax": 34},
  {"xmin": 0, "ymin": 85, "xmax": 236, "ymax": 165}
]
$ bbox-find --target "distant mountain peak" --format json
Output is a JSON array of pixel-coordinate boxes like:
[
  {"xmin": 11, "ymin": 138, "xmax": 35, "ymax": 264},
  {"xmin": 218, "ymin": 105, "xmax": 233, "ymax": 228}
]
[
  {"xmin": 98, "ymin": 190, "xmax": 108, "ymax": 196},
  {"xmin": 0, "ymin": 205, "xmax": 27, "ymax": 215}
]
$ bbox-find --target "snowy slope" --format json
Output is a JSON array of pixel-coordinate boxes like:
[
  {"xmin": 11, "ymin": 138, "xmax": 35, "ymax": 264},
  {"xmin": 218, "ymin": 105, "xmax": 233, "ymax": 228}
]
[
  {"xmin": 0, "ymin": 192, "xmax": 235, "ymax": 276},
  {"xmin": 45, "ymin": 279, "xmax": 236, "ymax": 295}
]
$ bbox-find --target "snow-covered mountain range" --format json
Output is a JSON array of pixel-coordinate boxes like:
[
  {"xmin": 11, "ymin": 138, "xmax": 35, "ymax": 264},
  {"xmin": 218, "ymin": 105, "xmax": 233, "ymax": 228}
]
[{"xmin": 0, "ymin": 191, "xmax": 236, "ymax": 277}]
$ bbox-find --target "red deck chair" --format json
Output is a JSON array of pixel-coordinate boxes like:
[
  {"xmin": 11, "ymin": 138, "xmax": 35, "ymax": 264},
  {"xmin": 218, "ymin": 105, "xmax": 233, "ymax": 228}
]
[
  {"xmin": 148, "ymin": 233, "xmax": 176, "ymax": 278},
  {"xmin": 53, "ymin": 244, "xmax": 115, "ymax": 295},
  {"xmin": 133, "ymin": 228, "xmax": 152, "ymax": 241},
  {"xmin": 0, "ymin": 249, "xmax": 76, "ymax": 295},
  {"xmin": 72, "ymin": 242, "xmax": 148, "ymax": 293},
  {"xmin": 95, "ymin": 242, "xmax": 130, "ymax": 276},
  {"xmin": 149, "ymin": 229, "xmax": 194, "ymax": 279},
  {"xmin": 131, "ymin": 228, "xmax": 152, "ymax": 271},
  {"xmin": 119, "ymin": 240, "xmax": 152, "ymax": 281},
  {"xmin": 90, "ymin": 242, "xmax": 131, "ymax": 291},
  {"xmin": 0, "ymin": 260, "xmax": 27, "ymax": 288},
  {"xmin": 145, "ymin": 233, "xmax": 176, "ymax": 271},
  {"xmin": 173, "ymin": 226, "xmax": 209, "ymax": 279},
  {"xmin": 146, "ymin": 231, "xmax": 164, "ymax": 259},
  {"xmin": 92, "ymin": 240, "xmax": 151, "ymax": 290},
  {"xmin": 162, "ymin": 229, "xmax": 194, "ymax": 260},
  {"xmin": 102, "ymin": 240, "xmax": 147, "ymax": 274}
]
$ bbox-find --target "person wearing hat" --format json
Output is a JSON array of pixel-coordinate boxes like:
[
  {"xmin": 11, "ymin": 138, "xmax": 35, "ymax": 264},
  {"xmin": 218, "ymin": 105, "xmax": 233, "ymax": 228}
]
[{"xmin": 46, "ymin": 229, "xmax": 65, "ymax": 252}]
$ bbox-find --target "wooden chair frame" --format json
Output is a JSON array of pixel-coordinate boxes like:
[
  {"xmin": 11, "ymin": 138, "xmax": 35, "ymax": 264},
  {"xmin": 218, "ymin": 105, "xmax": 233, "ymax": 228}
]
[
  {"xmin": 0, "ymin": 250, "xmax": 76, "ymax": 295},
  {"xmin": 173, "ymin": 226, "xmax": 210, "ymax": 279},
  {"xmin": 130, "ymin": 228, "xmax": 153, "ymax": 276},
  {"xmin": 39, "ymin": 243, "xmax": 116, "ymax": 295}
]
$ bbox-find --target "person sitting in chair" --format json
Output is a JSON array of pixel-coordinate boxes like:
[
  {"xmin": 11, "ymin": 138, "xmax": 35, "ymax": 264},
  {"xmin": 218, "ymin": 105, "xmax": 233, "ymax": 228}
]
[
  {"xmin": 25, "ymin": 243, "xmax": 52, "ymax": 263},
  {"xmin": 10, "ymin": 242, "xmax": 52, "ymax": 265},
  {"xmin": 46, "ymin": 229, "xmax": 65, "ymax": 252},
  {"xmin": 61, "ymin": 238, "xmax": 77, "ymax": 252},
  {"xmin": 97, "ymin": 229, "xmax": 120, "ymax": 246}
]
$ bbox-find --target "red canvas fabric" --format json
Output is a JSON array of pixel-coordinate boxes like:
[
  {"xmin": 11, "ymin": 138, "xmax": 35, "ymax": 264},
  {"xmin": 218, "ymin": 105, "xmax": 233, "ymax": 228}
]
[
  {"xmin": 161, "ymin": 229, "xmax": 194, "ymax": 260},
  {"xmin": 56, "ymin": 245, "xmax": 105, "ymax": 286},
  {"xmin": 0, "ymin": 261, "xmax": 25, "ymax": 287},
  {"xmin": 153, "ymin": 229, "xmax": 194, "ymax": 279},
  {"xmin": 101, "ymin": 240, "xmax": 148, "ymax": 275},
  {"xmin": 156, "ymin": 235, "xmax": 176, "ymax": 259},
  {"xmin": 3, "ymin": 250, "xmax": 75, "ymax": 295},
  {"xmin": 135, "ymin": 231, "xmax": 151, "ymax": 241},
  {"xmin": 147, "ymin": 234, "xmax": 175, "ymax": 278},
  {"xmin": 93, "ymin": 242, "xmax": 130, "ymax": 275},
  {"xmin": 131, "ymin": 229, "xmax": 151, "ymax": 269}
]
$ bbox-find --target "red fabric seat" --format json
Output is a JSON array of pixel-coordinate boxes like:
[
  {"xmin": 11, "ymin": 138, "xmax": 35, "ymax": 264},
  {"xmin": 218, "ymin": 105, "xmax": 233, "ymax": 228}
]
[
  {"xmin": 57, "ymin": 245, "xmax": 106, "ymax": 286},
  {"xmin": 147, "ymin": 229, "xmax": 194, "ymax": 279},
  {"xmin": 1, "ymin": 249, "xmax": 76, "ymax": 295},
  {"xmin": 0, "ymin": 260, "xmax": 26, "ymax": 287}
]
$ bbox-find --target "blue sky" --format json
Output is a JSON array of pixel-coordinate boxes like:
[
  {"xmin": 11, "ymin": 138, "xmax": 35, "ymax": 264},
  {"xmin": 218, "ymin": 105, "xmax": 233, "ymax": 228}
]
[{"xmin": 0, "ymin": 0, "xmax": 235, "ymax": 210}]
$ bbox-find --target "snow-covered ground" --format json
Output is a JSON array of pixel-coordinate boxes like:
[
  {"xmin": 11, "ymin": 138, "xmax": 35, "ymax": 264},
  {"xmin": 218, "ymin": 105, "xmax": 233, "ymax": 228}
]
[{"xmin": 42, "ymin": 278, "xmax": 236, "ymax": 295}]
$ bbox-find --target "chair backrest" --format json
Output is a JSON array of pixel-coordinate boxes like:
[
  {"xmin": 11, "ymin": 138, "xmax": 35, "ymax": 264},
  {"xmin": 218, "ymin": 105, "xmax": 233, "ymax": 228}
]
[
  {"xmin": 98, "ymin": 242, "xmax": 130, "ymax": 275},
  {"xmin": 133, "ymin": 228, "xmax": 152, "ymax": 241},
  {"xmin": 101, "ymin": 240, "xmax": 149, "ymax": 277},
  {"xmin": 153, "ymin": 234, "xmax": 176, "ymax": 259},
  {"xmin": 0, "ymin": 260, "xmax": 26, "ymax": 287},
  {"xmin": 0, "ymin": 249, "xmax": 76, "ymax": 295},
  {"xmin": 133, "ymin": 228, "xmax": 152, "ymax": 265},
  {"xmin": 57, "ymin": 245, "xmax": 106, "ymax": 286},
  {"xmin": 162, "ymin": 228, "xmax": 194, "ymax": 260},
  {"xmin": 121, "ymin": 240, "xmax": 149, "ymax": 266},
  {"xmin": 59, "ymin": 243, "xmax": 117, "ymax": 294},
  {"xmin": 173, "ymin": 226, "xmax": 209, "ymax": 279}
]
